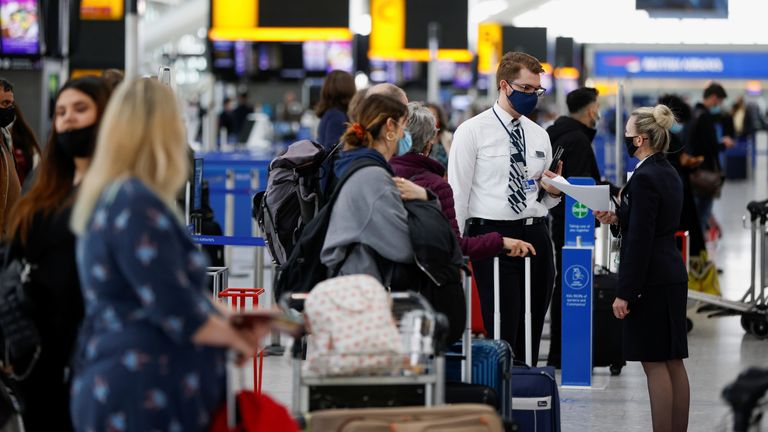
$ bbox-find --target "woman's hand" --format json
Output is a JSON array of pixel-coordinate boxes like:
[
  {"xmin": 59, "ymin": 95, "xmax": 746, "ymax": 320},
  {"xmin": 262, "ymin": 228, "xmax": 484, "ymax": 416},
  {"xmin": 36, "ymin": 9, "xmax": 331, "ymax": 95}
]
[
  {"xmin": 227, "ymin": 321, "xmax": 272, "ymax": 365},
  {"xmin": 394, "ymin": 177, "xmax": 428, "ymax": 201},
  {"xmin": 594, "ymin": 210, "xmax": 618, "ymax": 225},
  {"xmin": 680, "ymin": 152, "xmax": 704, "ymax": 168},
  {"xmin": 229, "ymin": 330, "xmax": 257, "ymax": 364},
  {"xmin": 613, "ymin": 298, "xmax": 630, "ymax": 320},
  {"xmin": 234, "ymin": 321, "xmax": 271, "ymax": 351},
  {"xmin": 502, "ymin": 237, "xmax": 536, "ymax": 257}
]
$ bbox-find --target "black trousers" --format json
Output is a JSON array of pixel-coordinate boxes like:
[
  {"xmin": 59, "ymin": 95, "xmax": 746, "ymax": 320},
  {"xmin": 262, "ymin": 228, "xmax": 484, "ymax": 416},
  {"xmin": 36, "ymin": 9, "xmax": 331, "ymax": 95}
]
[
  {"xmin": 548, "ymin": 219, "xmax": 565, "ymax": 367},
  {"xmin": 467, "ymin": 220, "xmax": 555, "ymax": 367}
]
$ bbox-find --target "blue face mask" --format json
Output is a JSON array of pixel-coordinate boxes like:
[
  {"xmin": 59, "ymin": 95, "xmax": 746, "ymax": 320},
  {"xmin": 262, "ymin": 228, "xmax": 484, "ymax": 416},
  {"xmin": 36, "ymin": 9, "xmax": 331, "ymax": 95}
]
[
  {"xmin": 710, "ymin": 105, "xmax": 722, "ymax": 115},
  {"xmin": 397, "ymin": 130, "xmax": 412, "ymax": 155},
  {"xmin": 505, "ymin": 84, "xmax": 539, "ymax": 116},
  {"xmin": 670, "ymin": 124, "xmax": 683, "ymax": 134}
]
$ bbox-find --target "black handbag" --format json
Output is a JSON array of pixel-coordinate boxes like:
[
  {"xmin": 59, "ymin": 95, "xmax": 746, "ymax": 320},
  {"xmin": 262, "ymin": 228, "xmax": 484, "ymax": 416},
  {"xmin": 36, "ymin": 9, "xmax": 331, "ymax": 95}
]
[
  {"xmin": 0, "ymin": 245, "xmax": 41, "ymax": 381},
  {"xmin": 689, "ymin": 168, "xmax": 723, "ymax": 198}
]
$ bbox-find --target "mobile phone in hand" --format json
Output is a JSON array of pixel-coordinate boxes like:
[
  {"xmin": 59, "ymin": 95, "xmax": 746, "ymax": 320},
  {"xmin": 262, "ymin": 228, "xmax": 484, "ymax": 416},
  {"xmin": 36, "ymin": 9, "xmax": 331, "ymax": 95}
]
[
  {"xmin": 230, "ymin": 311, "xmax": 305, "ymax": 337},
  {"xmin": 537, "ymin": 146, "xmax": 565, "ymax": 202}
]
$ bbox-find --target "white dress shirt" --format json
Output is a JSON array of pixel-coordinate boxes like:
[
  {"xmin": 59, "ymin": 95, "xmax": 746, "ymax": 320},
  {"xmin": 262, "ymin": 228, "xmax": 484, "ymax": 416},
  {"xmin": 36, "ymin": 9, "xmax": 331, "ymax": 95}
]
[{"xmin": 448, "ymin": 103, "xmax": 560, "ymax": 233}]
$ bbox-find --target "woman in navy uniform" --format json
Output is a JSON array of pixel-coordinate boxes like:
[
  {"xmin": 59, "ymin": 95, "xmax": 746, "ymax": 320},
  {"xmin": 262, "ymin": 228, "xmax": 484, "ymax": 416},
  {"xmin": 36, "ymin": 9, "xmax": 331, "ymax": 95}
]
[{"xmin": 596, "ymin": 104, "xmax": 690, "ymax": 432}]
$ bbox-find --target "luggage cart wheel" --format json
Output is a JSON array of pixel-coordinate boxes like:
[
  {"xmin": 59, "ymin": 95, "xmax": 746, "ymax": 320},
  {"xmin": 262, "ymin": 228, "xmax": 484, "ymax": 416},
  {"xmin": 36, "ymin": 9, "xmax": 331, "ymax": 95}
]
[
  {"xmin": 686, "ymin": 318, "xmax": 693, "ymax": 333},
  {"xmin": 741, "ymin": 315, "xmax": 753, "ymax": 334},
  {"xmin": 610, "ymin": 365, "xmax": 623, "ymax": 376},
  {"xmin": 750, "ymin": 318, "xmax": 768, "ymax": 339}
]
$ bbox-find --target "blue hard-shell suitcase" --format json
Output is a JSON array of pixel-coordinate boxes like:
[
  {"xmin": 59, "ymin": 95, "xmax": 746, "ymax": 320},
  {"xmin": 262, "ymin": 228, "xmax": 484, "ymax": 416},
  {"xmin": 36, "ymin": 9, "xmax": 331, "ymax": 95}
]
[
  {"xmin": 512, "ymin": 362, "xmax": 561, "ymax": 432},
  {"xmin": 446, "ymin": 260, "xmax": 514, "ymax": 421},
  {"xmin": 446, "ymin": 339, "xmax": 513, "ymax": 419}
]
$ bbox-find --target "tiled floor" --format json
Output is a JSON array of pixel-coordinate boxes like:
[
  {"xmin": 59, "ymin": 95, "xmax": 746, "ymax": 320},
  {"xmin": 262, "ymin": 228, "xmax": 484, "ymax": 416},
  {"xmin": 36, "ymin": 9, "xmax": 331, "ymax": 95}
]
[{"xmin": 252, "ymin": 177, "xmax": 768, "ymax": 431}]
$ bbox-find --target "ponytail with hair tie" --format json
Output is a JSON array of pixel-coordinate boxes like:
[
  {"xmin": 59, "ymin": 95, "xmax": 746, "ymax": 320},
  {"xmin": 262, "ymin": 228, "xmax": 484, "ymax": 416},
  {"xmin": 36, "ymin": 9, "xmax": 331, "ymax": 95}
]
[{"xmin": 350, "ymin": 123, "xmax": 365, "ymax": 140}]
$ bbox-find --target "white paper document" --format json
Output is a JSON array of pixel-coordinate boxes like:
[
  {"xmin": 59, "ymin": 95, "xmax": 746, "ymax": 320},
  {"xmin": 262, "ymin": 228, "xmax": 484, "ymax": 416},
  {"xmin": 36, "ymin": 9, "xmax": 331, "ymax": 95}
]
[{"xmin": 541, "ymin": 176, "xmax": 611, "ymax": 211}]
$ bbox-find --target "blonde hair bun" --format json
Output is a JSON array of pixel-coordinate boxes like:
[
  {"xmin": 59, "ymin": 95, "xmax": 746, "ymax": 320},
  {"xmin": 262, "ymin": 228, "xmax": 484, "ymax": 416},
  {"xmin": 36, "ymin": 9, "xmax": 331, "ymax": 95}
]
[{"xmin": 653, "ymin": 104, "xmax": 675, "ymax": 130}]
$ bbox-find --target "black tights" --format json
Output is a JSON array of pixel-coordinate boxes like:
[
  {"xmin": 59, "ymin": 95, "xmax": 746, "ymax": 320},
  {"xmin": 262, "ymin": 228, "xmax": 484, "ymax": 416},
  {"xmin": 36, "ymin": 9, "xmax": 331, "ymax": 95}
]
[{"xmin": 642, "ymin": 360, "xmax": 690, "ymax": 432}]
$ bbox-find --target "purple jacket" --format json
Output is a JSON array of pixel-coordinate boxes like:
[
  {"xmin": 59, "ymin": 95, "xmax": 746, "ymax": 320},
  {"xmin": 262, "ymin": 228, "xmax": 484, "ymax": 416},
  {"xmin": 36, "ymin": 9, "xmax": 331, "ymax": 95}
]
[{"xmin": 390, "ymin": 153, "xmax": 503, "ymax": 261}]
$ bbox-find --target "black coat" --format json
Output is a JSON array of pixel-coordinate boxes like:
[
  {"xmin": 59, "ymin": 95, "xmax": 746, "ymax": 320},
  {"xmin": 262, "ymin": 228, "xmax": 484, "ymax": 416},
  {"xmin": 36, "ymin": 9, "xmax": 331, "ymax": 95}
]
[
  {"xmin": 666, "ymin": 133, "xmax": 706, "ymax": 257},
  {"xmin": 546, "ymin": 116, "xmax": 618, "ymax": 243},
  {"xmin": 687, "ymin": 103, "xmax": 722, "ymax": 172},
  {"xmin": 613, "ymin": 153, "xmax": 689, "ymax": 362},
  {"xmin": 12, "ymin": 202, "xmax": 83, "ymax": 431}
]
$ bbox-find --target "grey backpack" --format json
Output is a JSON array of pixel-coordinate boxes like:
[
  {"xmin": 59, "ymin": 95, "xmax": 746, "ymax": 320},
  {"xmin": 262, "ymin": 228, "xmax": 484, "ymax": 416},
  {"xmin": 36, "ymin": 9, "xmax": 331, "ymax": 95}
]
[{"xmin": 253, "ymin": 140, "xmax": 340, "ymax": 265}]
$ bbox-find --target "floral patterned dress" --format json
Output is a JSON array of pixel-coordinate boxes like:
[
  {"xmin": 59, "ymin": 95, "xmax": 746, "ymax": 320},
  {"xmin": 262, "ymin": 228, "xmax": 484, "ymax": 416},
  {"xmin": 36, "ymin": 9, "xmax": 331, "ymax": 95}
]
[{"xmin": 70, "ymin": 178, "xmax": 225, "ymax": 432}]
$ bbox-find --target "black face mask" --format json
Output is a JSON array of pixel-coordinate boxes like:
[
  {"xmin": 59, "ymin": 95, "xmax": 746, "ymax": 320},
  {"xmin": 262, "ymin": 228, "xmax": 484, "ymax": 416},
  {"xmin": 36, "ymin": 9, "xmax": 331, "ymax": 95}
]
[
  {"xmin": 624, "ymin": 135, "xmax": 639, "ymax": 157},
  {"xmin": 56, "ymin": 125, "xmax": 97, "ymax": 159},
  {"xmin": 0, "ymin": 107, "xmax": 15, "ymax": 128}
]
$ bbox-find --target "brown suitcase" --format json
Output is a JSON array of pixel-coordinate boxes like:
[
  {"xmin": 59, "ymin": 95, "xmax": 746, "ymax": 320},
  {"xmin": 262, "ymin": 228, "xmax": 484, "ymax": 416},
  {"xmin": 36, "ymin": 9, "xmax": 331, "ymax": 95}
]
[{"xmin": 306, "ymin": 403, "xmax": 503, "ymax": 432}]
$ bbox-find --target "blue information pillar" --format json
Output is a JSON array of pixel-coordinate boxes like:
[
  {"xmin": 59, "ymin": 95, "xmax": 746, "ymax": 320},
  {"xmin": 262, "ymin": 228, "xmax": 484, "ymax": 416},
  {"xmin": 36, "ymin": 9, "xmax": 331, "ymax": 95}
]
[{"xmin": 561, "ymin": 177, "xmax": 596, "ymax": 387}]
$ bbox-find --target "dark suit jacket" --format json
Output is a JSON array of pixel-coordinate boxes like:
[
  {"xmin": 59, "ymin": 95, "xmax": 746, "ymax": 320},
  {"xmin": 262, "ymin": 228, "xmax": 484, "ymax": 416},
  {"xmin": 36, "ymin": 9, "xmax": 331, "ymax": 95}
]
[{"xmin": 614, "ymin": 153, "xmax": 688, "ymax": 301}]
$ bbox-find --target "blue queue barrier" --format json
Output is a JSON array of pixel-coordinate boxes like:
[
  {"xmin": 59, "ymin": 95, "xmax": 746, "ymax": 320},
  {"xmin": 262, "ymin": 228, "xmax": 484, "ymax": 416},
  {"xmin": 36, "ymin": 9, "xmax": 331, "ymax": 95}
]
[
  {"xmin": 191, "ymin": 235, "xmax": 266, "ymax": 247},
  {"xmin": 197, "ymin": 152, "xmax": 271, "ymax": 238},
  {"xmin": 561, "ymin": 177, "xmax": 596, "ymax": 388}
]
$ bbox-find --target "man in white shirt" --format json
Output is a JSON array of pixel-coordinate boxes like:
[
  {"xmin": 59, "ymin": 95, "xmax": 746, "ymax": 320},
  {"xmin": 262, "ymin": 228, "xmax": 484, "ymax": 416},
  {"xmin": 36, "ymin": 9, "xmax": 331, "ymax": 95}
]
[{"xmin": 448, "ymin": 51, "xmax": 561, "ymax": 366}]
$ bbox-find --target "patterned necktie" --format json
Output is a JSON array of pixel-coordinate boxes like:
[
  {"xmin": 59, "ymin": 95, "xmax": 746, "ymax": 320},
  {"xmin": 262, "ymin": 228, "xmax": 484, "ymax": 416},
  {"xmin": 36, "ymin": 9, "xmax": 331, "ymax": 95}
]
[{"xmin": 507, "ymin": 119, "xmax": 527, "ymax": 214}]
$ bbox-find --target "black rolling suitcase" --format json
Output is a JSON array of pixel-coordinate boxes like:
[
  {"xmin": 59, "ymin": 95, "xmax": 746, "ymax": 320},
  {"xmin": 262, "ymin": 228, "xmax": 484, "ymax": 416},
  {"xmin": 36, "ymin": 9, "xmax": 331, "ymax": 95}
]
[{"xmin": 592, "ymin": 268, "xmax": 625, "ymax": 376}]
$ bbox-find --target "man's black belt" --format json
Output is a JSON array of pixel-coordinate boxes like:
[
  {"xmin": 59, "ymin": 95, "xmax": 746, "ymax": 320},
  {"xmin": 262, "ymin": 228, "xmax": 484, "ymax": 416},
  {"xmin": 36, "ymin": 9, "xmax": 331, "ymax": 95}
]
[{"xmin": 466, "ymin": 217, "xmax": 547, "ymax": 227}]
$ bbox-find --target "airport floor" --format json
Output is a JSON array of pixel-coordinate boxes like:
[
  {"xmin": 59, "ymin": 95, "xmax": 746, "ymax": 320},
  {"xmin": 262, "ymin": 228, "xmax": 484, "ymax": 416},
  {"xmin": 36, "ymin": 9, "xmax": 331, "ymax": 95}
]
[{"xmin": 238, "ymin": 176, "xmax": 768, "ymax": 431}]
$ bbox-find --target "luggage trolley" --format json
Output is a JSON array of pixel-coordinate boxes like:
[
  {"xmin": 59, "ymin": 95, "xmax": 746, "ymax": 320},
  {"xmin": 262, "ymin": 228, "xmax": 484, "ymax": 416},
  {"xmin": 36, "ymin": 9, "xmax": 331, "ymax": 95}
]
[
  {"xmin": 687, "ymin": 199, "xmax": 768, "ymax": 337},
  {"xmin": 286, "ymin": 291, "xmax": 448, "ymax": 414},
  {"xmin": 207, "ymin": 266, "xmax": 268, "ymax": 394},
  {"xmin": 218, "ymin": 287, "xmax": 266, "ymax": 394}
]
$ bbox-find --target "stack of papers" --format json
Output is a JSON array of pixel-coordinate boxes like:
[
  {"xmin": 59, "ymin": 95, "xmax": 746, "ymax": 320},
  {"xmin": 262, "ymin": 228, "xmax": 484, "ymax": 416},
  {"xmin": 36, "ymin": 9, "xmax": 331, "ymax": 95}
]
[{"xmin": 541, "ymin": 176, "xmax": 611, "ymax": 211}]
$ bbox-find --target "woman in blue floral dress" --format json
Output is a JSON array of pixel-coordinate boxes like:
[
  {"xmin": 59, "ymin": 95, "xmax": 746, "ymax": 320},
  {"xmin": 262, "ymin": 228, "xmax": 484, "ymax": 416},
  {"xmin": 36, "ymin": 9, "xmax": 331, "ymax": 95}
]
[{"xmin": 69, "ymin": 78, "xmax": 265, "ymax": 431}]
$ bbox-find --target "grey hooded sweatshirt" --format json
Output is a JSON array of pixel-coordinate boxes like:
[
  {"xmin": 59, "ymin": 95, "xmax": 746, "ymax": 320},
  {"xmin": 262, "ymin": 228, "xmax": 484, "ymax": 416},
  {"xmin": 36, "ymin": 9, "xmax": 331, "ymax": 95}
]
[{"xmin": 320, "ymin": 165, "xmax": 413, "ymax": 282}]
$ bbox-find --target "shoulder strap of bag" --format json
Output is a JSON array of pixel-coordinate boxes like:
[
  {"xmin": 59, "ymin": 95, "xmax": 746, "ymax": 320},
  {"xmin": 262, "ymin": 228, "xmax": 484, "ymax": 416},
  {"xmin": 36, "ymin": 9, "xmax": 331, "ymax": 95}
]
[{"xmin": 325, "ymin": 157, "xmax": 383, "ymax": 208}]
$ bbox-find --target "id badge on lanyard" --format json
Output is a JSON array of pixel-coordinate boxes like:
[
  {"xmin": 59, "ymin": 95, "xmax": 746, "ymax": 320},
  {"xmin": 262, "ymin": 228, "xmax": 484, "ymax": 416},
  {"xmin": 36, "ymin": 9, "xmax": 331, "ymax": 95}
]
[{"xmin": 523, "ymin": 177, "xmax": 537, "ymax": 194}]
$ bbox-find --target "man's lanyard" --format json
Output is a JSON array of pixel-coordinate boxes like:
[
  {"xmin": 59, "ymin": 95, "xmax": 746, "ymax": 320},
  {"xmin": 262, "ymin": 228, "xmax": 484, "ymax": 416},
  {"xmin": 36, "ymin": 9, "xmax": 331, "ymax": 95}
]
[{"xmin": 492, "ymin": 107, "xmax": 526, "ymax": 168}]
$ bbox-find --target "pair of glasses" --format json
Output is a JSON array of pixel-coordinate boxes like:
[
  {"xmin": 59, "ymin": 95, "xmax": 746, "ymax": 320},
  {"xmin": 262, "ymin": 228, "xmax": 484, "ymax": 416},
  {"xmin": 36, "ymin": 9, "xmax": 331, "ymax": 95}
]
[{"xmin": 509, "ymin": 81, "xmax": 546, "ymax": 97}]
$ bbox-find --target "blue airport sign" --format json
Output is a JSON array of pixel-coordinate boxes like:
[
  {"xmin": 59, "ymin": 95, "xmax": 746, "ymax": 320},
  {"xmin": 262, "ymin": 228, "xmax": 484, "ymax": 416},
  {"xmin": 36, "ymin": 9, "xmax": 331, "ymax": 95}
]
[{"xmin": 593, "ymin": 51, "xmax": 768, "ymax": 79}]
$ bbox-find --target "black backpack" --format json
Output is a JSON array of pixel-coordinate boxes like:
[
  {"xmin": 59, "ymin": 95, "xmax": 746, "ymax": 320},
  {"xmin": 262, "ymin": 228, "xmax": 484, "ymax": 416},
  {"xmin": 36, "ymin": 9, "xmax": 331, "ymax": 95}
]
[
  {"xmin": 273, "ymin": 158, "xmax": 379, "ymax": 304},
  {"xmin": 253, "ymin": 140, "xmax": 341, "ymax": 265},
  {"xmin": 397, "ymin": 197, "xmax": 466, "ymax": 343}
]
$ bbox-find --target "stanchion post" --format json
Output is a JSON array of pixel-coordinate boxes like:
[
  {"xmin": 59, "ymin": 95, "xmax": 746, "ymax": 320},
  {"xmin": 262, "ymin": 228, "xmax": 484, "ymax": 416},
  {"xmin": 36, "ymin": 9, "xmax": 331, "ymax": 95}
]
[
  {"xmin": 427, "ymin": 23, "xmax": 440, "ymax": 104},
  {"xmin": 614, "ymin": 81, "xmax": 624, "ymax": 186},
  {"xmin": 125, "ymin": 0, "xmax": 139, "ymax": 80}
]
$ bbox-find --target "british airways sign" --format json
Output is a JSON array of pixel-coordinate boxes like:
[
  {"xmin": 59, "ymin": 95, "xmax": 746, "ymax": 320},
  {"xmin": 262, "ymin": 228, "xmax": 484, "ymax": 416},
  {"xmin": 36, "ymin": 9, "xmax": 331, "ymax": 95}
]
[{"xmin": 593, "ymin": 51, "xmax": 768, "ymax": 78}]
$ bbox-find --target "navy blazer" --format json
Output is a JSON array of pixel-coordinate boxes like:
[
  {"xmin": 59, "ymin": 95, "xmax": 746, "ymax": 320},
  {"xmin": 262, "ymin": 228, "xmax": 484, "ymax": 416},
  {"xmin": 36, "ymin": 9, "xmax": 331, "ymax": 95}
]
[{"xmin": 615, "ymin": 153, "xmax": 688, "ymax": 301}]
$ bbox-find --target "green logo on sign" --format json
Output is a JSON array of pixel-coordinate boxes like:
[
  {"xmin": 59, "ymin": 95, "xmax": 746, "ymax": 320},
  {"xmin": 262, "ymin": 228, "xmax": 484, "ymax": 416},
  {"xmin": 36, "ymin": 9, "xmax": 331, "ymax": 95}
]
[{"xmin": 572, "ymin": 202, "xmax": 589, "ymax": 219}]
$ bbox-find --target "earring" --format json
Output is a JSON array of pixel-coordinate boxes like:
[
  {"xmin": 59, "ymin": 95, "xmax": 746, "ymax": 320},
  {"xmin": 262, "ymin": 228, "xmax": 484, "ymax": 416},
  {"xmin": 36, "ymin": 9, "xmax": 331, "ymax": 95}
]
[{"xmin": 386, "ymin": 132, "xmax": 396, "ymax": 142}]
